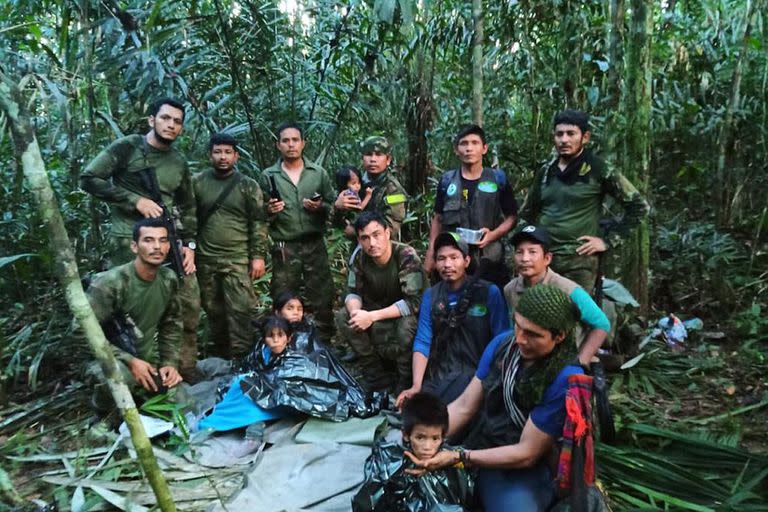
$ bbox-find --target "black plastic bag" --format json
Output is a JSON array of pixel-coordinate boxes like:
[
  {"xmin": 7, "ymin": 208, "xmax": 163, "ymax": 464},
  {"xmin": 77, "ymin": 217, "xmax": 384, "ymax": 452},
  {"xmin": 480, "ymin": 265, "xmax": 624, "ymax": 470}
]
[
  {"xmin": 240, "ymin": 342, "xmax": 384, "ymax": 422},
  {"xmin": 352, "ymin": 431, "xmax": 476, "ymax": 512}
]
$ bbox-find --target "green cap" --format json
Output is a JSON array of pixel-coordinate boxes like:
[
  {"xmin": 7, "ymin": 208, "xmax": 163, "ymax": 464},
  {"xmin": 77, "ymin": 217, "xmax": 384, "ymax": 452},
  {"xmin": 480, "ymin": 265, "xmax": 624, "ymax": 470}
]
[
  {"xmin": 516, "ymin": 284, "xmax": 579, "ymax": 334},
  {"xmin": 360, "ymin": 136, "xmax": 392, "ymax": 154}
]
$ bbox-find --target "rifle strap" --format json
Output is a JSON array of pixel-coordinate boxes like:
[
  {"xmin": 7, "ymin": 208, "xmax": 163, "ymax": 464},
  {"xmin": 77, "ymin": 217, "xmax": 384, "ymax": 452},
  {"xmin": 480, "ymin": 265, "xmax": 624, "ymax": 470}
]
[{"xmin": 197, "ymin": 172, "xmax": 243, "ymax": 231}]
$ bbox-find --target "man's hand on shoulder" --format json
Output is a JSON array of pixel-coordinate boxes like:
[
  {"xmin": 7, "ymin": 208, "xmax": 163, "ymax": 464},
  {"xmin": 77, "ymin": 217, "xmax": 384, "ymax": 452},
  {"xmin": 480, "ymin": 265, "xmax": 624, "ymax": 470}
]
[
  {"xmin": 135, "ymin": 197, "xmax": 163, "ymax": 218},
  {"xmin": 348, "ymin": 309, "xmax": 375, "ymax": 331},
  {"xmin": 128, "ymin": 357, "xmax": 160, "ymax": 392},
  {"xmin": 159, "ymin": 366, "xmax": 183, "ymax": 388},
  {"xmin": 576, "ymin": 235, "xmax": 607, "ymax": 256}
]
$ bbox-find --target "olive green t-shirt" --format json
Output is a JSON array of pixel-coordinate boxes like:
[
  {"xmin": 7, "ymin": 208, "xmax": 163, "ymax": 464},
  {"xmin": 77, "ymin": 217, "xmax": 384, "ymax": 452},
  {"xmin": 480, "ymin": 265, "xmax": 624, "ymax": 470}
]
[
  {"xmin": 192, "ymin": 169, "xmax": 267, "ymax": 263},
  {"xmin": 87, "ymin": 262, "xmax": 181, "ymax": 367},
  {"xmin": 519, "ymin": 150, "xmax": 648, "ymax": 254},
  {"xmin": 347, "ymin": 242, "xmax": 426, "ymax": 314}
]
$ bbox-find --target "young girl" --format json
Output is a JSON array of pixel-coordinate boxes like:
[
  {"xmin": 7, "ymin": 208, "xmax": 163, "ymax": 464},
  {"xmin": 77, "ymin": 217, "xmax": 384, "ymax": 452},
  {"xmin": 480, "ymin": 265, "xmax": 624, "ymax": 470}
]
[
  {"xmin": 335, "ymin": 166, "xmax": 372, "ymax": 239},
  {"xmin": 274, "ymin": 291, "xmax": 305, "ymax": 324},
  {"xmin": 261, "ymin": 315, "xmax": 290, "ymax": 364},
  {"xmin": 200, "ymin": 301, "xmax": 383, "ymax": 433},
  {"xmin": 273, "ymin": 291, "xmax": 320, "ymax": 352},
  {"xmin": 239, "ymin": 313, "xmax": 295, "ymax": 372}
]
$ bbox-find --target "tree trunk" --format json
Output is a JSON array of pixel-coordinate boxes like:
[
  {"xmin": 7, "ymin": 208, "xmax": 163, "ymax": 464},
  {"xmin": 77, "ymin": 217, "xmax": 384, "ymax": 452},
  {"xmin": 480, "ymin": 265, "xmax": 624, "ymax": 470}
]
[
  {"xmin": 471, "ymin": 0, "xmax": 484, "ymax": 126},
  {"xmin": 715, "ymin": 0, "xmax": 762, "ymax": 227},
  {"xmin": 405, "ymin": 44, "xmax": 435, "ymax": 197},
  {"xmin": 605, "ymin": 0, "xmax": 625, "ymax": 164},
  {"xmin": 0, "ymin": 73, "xmax": 177, "ymax": 512},
  {"xmin": 621, "ymin": 0, "xmax": 652, "ymax": 314},
  {"xmin": 561, "ymin": 0, "xmax": 583, "ymax": 106}
]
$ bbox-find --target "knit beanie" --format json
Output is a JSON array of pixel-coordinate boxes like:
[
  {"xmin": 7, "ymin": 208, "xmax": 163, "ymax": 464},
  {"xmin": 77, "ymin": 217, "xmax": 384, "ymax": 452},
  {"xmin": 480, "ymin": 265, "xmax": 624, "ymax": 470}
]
[{"xmin": 516, "ymin": 284, "xmax": 579, "ymax": 335}]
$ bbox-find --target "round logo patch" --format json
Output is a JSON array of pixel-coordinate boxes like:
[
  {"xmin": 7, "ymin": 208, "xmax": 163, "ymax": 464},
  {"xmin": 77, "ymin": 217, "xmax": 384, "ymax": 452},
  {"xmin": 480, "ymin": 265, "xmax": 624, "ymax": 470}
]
[
  {"xmin": 447, "ymin": 183, "xmax": 458, "ymax": 197},
  {"xmin": 523, "ymin": 225, "xmax": 536, "ymax": 233},
  {"xmin": 478, "ymin": 180, "xmax": 498, "ymax": 193},
  {"xmin": 468, "ymin": 304, "xmax": 488, "ymax": 317}
]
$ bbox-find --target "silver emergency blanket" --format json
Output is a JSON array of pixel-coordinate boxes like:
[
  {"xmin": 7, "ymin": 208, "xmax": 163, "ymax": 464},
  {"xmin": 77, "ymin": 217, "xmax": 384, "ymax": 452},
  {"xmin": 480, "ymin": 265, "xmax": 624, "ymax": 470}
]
[
  {"xmin": 241, "ymin": 343, "xmax": 385, "ymax": 422},
  {"xmin": 352, "ymin": 430, "xmax": 477, "ymax": 511}
]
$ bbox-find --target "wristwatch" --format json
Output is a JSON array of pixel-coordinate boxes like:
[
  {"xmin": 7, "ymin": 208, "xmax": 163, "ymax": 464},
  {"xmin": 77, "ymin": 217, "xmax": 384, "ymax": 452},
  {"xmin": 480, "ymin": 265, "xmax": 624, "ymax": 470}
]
[{"xmin": 185, "ymin": 241, "xmax": 197, "ymax": 250}]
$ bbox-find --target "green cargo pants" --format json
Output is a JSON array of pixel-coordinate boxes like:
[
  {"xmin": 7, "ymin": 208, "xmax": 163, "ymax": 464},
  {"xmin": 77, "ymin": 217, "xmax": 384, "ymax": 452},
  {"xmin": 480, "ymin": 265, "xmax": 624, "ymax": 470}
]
[
  {"xmin": 197, "ymin": 260, "xmax": 257, "ymax": 360},
  {"xmin": 335, "ymin": 309, "xmax": 417, "ymax": 393},
  {"xmin": 550, "ymin": 253, "xmax": 600, "ymax": 294},
  {"xmin": 270, "ymin": 237, "xmax": 334, "ymax": 341}
]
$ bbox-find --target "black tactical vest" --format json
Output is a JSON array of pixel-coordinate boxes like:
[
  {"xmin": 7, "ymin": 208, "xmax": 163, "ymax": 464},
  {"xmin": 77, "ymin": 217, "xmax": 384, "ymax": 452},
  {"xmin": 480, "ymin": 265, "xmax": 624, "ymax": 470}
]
[
  {"xmin": 441, "ymin": 168, "xmax": 505, "ymax": 262},
  {"xmin": 463, "ymin": 334, "xmax": 526, "ymax": 450},
  {"xmin": 426, "ymin": 278, "xmax": 493, "ymax": 384}
]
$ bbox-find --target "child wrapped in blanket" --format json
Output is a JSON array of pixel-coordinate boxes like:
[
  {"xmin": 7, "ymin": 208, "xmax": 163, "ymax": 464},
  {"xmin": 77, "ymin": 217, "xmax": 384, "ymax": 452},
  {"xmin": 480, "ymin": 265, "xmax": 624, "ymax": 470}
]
[
  {"xmin": 200, "ymin": 290, "xmax": 383, "ymax": 431},
  {"xmin": 353, "ymin": 392, "xmax": 477, "ymax": 511}
]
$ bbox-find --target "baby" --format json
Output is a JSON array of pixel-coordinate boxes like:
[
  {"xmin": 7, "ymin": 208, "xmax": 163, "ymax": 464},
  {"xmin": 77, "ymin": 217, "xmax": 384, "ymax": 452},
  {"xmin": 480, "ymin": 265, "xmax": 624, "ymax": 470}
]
[{"xmin": 335, "ymin": 166, "xmax": 372, "ymax": 239}]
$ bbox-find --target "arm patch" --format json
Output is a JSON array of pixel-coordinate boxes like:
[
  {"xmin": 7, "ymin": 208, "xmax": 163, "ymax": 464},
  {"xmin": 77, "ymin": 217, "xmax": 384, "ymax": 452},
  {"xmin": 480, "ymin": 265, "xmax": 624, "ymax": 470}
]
[{"xmin": 385, "ymin": 193, "xmax": 406, "ymax": 205}]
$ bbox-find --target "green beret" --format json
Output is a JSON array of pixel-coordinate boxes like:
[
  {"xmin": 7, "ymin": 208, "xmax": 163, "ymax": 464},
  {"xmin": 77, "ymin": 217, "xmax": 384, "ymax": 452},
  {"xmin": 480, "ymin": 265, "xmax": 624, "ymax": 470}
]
[
  {"xmin": 360, "ymin": 136, "xmax": 392, "ymax": 154},
  {"xmin": 516, "ymin": 284, "xmax": 579, "ymax": 334}
]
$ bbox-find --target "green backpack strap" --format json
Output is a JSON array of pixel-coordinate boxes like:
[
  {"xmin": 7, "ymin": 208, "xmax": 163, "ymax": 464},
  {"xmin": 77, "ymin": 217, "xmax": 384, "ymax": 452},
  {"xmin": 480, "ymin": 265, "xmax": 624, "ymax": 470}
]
[{"xmin": 197, "ymin": 172, "xmax": 243, "ymax": 231}]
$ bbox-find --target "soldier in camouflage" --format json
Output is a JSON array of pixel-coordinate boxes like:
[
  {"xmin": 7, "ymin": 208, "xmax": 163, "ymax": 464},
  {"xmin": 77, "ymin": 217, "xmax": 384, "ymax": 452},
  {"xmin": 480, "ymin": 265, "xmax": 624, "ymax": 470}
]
[
  {"xmin": 334, "ymin": 136, "xmax": 408, "ymax": 240},
  {"xmin": 336, "ymin": 211, "xmax": 426, "ymax": 392},
  {"xmin": 81, "ymin": 97, "xmax": 201, "ymax": 381},
  {"xmin": 86, "ymin": 218, "xmax": 183, "ymax": 412},
  {"xmin": 193, "ymin": 133, "xmax": 268, "ymax": 360},
  {"xmin": 259, "ymin": 122, "xmax": 336, "ymax": 341},
  {"xmin": 518, "ymin": 109, "xmax": 650, "ymax": 292}
]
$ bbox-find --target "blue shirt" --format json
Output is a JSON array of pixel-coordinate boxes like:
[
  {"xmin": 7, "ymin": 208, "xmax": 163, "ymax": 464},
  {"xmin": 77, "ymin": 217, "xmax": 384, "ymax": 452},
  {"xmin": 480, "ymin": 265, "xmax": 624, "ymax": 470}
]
[
  {"xmin": 412, "ymin": 282, "xmax": 510, "ymax": 357},
  {"xmin": 476, "ymin": 331, "xmax": 584, "ymax": 438}
]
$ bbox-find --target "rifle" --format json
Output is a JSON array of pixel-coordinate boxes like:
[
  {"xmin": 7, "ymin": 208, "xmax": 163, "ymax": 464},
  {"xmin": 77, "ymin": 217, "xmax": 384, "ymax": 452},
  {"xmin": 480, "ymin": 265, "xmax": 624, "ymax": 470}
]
[
  {"xmin": 101, "ymin": 312, "xmax": 142, "ymax": 357},
  {"xmin": 137, "ymin": 167, "xmax": 186, "ymax": 277},
  {"xmin": 590, "ymin": 248, "xmax": 616, "ymax": 444}
]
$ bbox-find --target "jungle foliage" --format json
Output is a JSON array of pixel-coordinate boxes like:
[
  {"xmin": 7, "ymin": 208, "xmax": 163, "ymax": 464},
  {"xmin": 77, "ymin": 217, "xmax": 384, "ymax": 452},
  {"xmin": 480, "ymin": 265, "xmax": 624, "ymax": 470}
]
[{"xmin": 1, "ymin": 0, "xmax": 767, "ymax": 509}]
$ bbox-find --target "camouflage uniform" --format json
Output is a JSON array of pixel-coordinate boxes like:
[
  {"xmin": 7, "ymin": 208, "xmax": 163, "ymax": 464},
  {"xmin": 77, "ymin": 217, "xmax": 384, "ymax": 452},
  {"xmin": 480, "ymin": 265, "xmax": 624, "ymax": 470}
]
[
  {"xmin": 518, "ymin": 149, "xmax": 649, "ymax": 291},
  {"xmin": 258, "ymin": 158, "xmax": 336, "ymax": 341},
  {"xmin": 360, "ymin": 136, "xmax": 409, "ymax": 240},
  {"xmin": 81, "ymin": 134, "xmax": 201, "ymax": 376},
  {"xmin": 336, "ymin": 241, "xmax": 426, "ymax": 392},
  {"xmin": 85, "ymin": 262, "xmax": 182, "ymax": 411},
  {"xmin": 192, "ymin": 169, "xmax": 268, "ymax": 359},
  {"xmin": 363, "ymin": 171, "xmax": 408, "ymax": 241}
]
